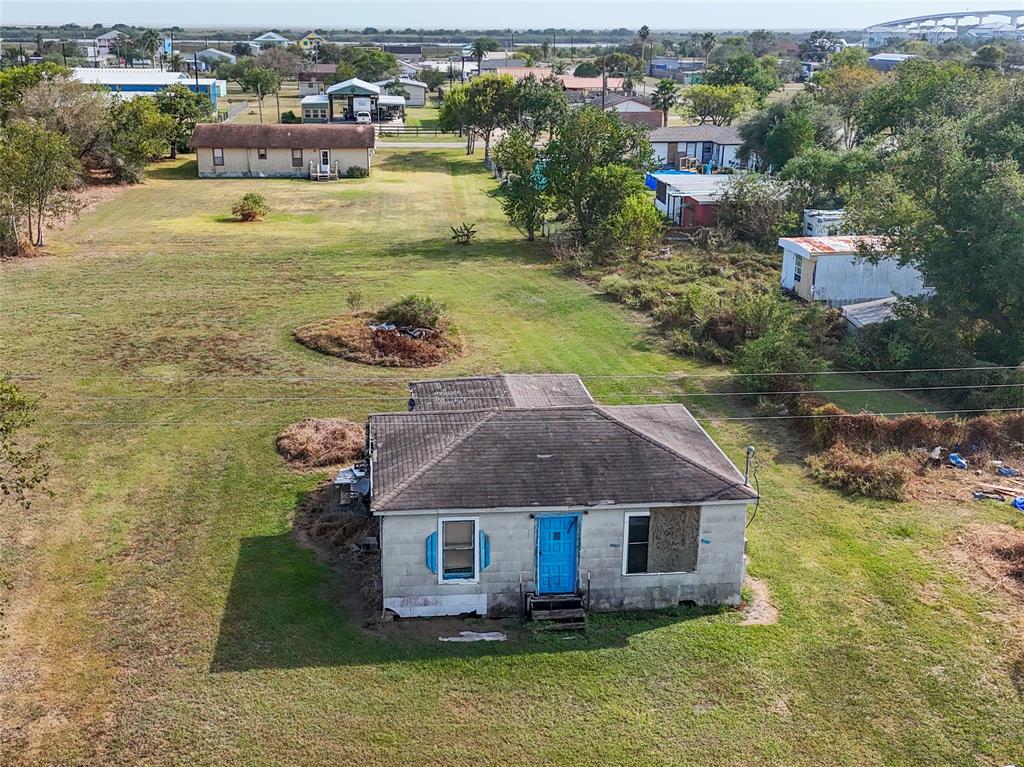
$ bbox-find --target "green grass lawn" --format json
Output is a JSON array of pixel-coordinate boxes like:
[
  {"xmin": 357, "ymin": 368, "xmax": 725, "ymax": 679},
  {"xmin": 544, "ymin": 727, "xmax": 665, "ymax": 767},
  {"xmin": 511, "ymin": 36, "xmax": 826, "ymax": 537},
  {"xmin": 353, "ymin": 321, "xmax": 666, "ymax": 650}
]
[{"xmin": 1, "ymin": 149, "xmax": 1022, "ymax": 766}]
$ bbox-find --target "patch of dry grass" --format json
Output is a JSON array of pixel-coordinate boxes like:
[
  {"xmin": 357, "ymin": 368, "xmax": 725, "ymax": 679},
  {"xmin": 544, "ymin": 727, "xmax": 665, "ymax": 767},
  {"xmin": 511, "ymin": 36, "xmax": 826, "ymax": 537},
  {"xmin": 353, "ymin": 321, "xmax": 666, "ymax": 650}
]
[{"xmin": 276, "ymin": 418, "xmax": 364, "ymax": 469}]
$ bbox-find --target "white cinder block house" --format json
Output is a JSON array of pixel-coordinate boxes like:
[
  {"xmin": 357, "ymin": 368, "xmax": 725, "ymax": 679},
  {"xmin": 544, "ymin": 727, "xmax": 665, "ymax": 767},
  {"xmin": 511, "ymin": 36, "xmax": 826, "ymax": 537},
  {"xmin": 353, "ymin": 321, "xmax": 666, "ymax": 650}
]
[
  {"xmin": 778, "ymin": 235, "xmax": 931, "ymax": 306},
  {"xmin": 366, "ymin": 375, "xmax": 757, "ymax": 619}
]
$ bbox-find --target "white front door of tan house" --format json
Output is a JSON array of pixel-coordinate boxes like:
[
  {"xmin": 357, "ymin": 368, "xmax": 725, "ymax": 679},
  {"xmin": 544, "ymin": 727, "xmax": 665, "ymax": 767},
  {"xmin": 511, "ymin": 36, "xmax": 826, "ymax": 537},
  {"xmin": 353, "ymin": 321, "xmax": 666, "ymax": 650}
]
[{"xmin": 319, "ymin": 149, "xmax": 330, "ymax": 173}]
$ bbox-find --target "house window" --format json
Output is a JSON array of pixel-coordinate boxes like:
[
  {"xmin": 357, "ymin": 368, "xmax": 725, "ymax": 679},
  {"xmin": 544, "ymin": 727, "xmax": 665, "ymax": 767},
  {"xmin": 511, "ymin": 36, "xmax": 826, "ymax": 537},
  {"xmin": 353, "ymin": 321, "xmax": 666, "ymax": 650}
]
[
  {"xmin": 257, "ymin": 148, "xmax": 267, "ymax": 160},
  {"xmin": 291, "ymin": 148, "xmax": 303, "ymax": 167},
  {"xmin": 623, "ymin": 507, "xmax": 701, "ymax": 575},
  {"xmin": 625, "ymin": 513, "xmax": 650, "ymax": 574},
  {"xmin": 440, "ymin": 517, "xmax": 477, "ymax": 582},
  {"xmin": 212, "ymin": 147, "xmax": 224, "ymax": 166},
  {"xmin": 793, "ymin": 256, "xmax": 803, "ymax": 283}
]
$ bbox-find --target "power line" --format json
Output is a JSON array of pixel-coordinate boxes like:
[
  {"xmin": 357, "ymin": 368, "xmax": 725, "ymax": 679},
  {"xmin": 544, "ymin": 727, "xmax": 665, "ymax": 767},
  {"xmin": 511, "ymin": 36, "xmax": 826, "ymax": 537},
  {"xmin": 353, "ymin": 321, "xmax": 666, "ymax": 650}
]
[
  {"xmin": 52, "ymin": 406, "xmax": 1024, "ymax": 428},
  {"xmin": 53, "ymin": 380, "xmax": 1024, "ymax": 402},
  {"xmin": 7, "ymin": 363, "xmax": 1024, "ymax": 383}
]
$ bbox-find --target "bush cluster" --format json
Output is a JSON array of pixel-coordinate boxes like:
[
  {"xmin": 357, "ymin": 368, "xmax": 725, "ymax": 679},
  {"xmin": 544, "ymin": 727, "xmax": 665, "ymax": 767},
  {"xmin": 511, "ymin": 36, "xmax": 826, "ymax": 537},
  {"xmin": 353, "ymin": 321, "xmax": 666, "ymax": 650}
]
[
  {"xmin": 231, "ymin": 192, "xmax": 269, "ymax": 222},
  {"xmin": 807, "ymin": 443, "xmax": 912, "ymax": 501},
  {"xmin": 345, "ymin": 166, "xmax": 369, "ymax": 179},
  {"xmin": 375, "ymin": 295, "xmax": 447, "ymax": 329}
]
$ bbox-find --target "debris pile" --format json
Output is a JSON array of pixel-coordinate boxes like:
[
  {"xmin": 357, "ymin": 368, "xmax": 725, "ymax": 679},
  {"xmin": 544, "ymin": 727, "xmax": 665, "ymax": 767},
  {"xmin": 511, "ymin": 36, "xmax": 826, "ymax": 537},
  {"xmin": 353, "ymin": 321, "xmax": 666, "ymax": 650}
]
[{"xmin": 294, "ymin": 312, "xmax": 463, "ymax": 367}]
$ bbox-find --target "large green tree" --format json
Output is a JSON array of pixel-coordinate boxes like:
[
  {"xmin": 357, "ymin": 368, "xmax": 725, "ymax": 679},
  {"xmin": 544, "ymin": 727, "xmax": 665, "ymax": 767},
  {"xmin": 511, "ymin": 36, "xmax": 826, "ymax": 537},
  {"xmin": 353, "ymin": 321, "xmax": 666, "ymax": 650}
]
[
  {"xmin": 544, "ymin": 107, "xmax": 654, "ymax": 243},
  {"xmin": 684, "ymin": 84, "xmax": 756, "ymax": 126},
  {"xmin": 703, "ymin": 50, "xmax": 782, "ymax": 101},
  {"xmin": 154, "ymin": 83, "xmax": 215, "ymax": 157},
  {"xmin": 650, "ymin": 79, "xmax": 679, "ymax": 127},
  {"xmin": 104, "ymin": 98, "xmax": 174, "ymax": 183}
]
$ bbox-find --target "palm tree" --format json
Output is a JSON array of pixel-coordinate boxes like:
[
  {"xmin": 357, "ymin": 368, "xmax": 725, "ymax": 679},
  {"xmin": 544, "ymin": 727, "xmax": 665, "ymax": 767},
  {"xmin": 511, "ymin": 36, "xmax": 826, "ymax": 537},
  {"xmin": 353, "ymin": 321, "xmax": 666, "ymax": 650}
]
[
  {"xmin": 650, "ymin": 78, "xmax": 679, "ymax": 127},
  {"xmin": 167, "ymin": 53, "xmax": 183, "ymax": 72},
  {"xmin": 138, "ymin": 28, "xmax": 162, "ymax": 66},
  {"xmin": 552, "ymin": 58, "xmax": 568, "ymax": 75},
  {"xmin": 620, "ymin": 61, "xmax": 645, "ymax": 96},
  {"xmin": 471, "ymin": 38, "xmax": 489, "ymax": 72},
  {"xmin": 638, "ymin": 25, "xmax": 650, "ymax": 67},
  {"xmin": 698, "ymin": 32, "xmax": 717, "ymax": 72}
]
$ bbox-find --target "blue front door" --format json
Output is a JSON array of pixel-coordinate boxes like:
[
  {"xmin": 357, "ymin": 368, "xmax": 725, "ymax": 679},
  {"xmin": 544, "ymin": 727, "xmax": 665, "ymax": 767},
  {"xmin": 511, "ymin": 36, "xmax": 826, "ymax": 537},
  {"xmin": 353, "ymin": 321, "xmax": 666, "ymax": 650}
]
[{"xmin": 536, "ymin": 515, "xmax": 579, "ymax": 595}]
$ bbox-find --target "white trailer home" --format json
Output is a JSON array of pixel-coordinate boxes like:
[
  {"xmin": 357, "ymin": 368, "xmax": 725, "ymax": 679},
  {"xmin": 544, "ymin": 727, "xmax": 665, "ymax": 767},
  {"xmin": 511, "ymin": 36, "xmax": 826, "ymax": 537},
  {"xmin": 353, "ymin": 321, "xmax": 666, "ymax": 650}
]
[{"xmin": 778, "ymin": 235, "xmax": 931, "ymax": 306}]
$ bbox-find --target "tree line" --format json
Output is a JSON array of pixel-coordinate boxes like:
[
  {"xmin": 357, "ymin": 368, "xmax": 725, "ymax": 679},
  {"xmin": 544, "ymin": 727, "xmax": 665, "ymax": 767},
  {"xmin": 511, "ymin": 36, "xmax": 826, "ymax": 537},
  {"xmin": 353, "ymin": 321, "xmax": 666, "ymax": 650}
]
[{"xmin": 0, "ymin": 63, "xmax": 214, "ymax": 254}]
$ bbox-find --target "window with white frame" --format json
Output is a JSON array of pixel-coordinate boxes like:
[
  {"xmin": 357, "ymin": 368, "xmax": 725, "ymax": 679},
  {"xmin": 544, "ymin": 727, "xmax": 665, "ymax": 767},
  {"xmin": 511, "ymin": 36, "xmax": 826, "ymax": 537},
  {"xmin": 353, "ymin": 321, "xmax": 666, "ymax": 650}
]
[
  {"xmin": 624, "ymin": 513, "xmax": 650, "ymax": 574},
  {"xmin": 212, "ymin": 147, "xmax": 224, "ymax": 166},
  {"xmin": 623, "ymin": 508, "xmax": 701, "ymax": 575},
  {"xmin": 291, "ymin": 148, "xmax": 303, "ymax": 167},
  {"xmin": 440, "ymin": 518, "xmax": 477, "ymax": 581},
  {"xmin": 793, "ymin": 255, "xmax": 803, "ymax": 283}
]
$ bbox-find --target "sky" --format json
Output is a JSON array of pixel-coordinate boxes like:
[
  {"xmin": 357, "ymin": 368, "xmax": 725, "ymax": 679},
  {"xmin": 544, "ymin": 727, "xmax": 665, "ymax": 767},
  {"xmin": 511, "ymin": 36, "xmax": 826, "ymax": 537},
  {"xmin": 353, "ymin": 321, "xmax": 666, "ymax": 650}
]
[{"xmin": 2, "ymin": 0, "xmax": 1017, "ymax": 31}]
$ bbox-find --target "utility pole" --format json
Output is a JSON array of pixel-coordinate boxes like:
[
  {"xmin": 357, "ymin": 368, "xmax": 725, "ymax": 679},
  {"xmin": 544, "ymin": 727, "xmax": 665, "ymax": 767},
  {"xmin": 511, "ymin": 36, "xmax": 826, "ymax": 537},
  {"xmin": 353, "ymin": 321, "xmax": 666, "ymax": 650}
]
[
  {"xmin": 193, "ymin": 51, "xmax": 200, "ymax": 89},
  {"xmin": 61, "ymin": 43, "xmax": 67, "ymax": 66}
]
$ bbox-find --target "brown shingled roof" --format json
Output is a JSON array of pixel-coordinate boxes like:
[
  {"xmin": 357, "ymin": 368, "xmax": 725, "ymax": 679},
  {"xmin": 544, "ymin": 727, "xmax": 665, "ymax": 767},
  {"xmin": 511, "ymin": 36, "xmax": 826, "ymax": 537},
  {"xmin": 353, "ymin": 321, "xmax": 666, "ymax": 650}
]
[
  {"xmin": 368, "ymin": 377, "xmax": 757, "ymax": 513},
  {"xmin": 189, "ymin": 123, "xmax": 375, "ymax": 149}
]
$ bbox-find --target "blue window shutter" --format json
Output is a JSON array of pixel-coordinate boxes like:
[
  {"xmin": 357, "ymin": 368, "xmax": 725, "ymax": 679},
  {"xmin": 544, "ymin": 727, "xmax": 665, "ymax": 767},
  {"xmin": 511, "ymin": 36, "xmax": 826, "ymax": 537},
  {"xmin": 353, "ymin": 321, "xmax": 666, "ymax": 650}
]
[
  {"xmin": 479, "ymin": 530, "xmax": 491, "ymax": 571},
  {"xmin": 425, "ymin": 532, "xmax": 437, "ymax": 573}
]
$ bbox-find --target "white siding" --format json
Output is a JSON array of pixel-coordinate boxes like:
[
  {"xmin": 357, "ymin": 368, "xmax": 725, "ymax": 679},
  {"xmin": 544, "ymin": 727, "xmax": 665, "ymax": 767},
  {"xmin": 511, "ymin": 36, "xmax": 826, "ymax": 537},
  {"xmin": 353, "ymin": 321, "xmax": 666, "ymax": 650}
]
[
  {"xmin": 811, "ymin": 255, "xmax": 929, "ymax": 306},
  {"xmin": 780, "ymin": 247, "xmax": 798, "ymax": 290},
  {"xmin": 379, "ymin": 502, "xmax": 749, "ymax": 617},
  {"xmin": 653, "ymin": 142, "xmax": 669, "ymax": 164}
]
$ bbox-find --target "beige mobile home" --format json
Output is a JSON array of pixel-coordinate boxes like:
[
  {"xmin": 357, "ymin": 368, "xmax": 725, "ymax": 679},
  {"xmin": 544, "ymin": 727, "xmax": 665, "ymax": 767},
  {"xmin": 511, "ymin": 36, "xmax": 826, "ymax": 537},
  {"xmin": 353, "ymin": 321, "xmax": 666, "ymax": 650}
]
[{"xmin": 189, "ymin": 123, "xmax": 375, "ymax": 180}]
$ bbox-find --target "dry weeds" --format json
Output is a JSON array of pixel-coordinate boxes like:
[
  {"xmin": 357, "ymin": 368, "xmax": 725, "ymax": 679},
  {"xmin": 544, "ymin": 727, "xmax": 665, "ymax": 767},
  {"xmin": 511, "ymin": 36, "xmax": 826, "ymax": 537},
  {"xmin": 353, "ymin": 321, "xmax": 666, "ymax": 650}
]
[
  {"xmin": 275, "ymin": 418, "xmax": 364, "ymax": 470},
  {"xmin": 293, "ymin": 313, "xmax": 463, "ymax": 367}
]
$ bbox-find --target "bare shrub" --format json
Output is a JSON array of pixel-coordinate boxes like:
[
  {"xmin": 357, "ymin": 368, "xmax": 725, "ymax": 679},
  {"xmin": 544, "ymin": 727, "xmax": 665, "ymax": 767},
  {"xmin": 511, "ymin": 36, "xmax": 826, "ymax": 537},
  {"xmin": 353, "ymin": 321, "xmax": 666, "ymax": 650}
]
[
  {"xmin": 276, "ymin": 418, "xmax": 365, "ymax": 469},
  {"xmin": 807, "ymin": 443, "xmax": 912, "ymax": 501}
]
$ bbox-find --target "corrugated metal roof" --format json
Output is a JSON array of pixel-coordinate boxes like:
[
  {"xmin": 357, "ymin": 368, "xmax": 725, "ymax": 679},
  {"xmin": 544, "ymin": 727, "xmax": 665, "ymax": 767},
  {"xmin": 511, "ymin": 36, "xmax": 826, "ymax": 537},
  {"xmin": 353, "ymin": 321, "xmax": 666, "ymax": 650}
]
[
  {"xmin": 841, "ymin": 297, "xmax": 899, "ymax": 328},
  {"xmin": 778, "ymin": 235, "xmax": 885, "ymax": 256}
]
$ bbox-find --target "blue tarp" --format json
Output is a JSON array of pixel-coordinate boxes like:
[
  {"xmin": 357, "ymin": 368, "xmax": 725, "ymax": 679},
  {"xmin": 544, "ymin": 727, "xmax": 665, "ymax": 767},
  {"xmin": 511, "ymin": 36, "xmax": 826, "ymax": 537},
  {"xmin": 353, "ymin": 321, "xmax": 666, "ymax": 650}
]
[{"xmin": 949, "ymin": 452, "xmax": 968, "ymax": 469}]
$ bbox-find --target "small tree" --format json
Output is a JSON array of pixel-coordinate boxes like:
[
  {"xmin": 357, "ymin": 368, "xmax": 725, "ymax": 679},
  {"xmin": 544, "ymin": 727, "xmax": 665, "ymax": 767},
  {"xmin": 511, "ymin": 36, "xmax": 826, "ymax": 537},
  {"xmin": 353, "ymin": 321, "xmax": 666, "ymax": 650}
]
[
  {"xmin": 494, "ymin": 128, "xmax": 551, "ymax": 241},
  {"xmin": 231, "ymin": 192, "xmax": 269, "ymax": 221},
  {"xmin": 600, "ymin": 194, "xmax": 666, "ymax": 270},
  {"xmin": 376, "ymin": 295, "xmax": 447, "ymax": 328},
  {"xmin": 0, "ymin": 122, "xmax": 81, "ymax": 249},
  {"xmin": 450, "ymin": 222, "xmax": 477, "ymax": 245}
]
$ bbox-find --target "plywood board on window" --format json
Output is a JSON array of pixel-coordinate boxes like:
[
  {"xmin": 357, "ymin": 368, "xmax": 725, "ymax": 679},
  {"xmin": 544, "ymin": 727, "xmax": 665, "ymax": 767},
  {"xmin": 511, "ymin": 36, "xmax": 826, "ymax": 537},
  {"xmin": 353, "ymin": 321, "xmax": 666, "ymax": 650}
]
[{"xmin": 648, "ymin": 506, "xmax": 700, "ymax": 573}]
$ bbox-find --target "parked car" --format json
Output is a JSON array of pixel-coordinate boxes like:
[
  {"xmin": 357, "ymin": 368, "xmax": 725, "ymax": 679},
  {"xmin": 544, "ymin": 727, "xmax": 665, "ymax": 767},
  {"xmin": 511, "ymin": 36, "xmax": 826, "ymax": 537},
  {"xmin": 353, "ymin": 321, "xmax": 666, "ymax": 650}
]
[{"xmin": 355, "ymin": 111, "xmax": 371, "ymax": 124}]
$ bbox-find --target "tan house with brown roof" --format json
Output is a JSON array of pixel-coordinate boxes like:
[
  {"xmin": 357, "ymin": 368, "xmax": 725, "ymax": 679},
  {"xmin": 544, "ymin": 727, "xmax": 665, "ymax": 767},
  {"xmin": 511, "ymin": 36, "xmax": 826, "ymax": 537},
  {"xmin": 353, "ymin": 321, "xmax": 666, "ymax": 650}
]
[{"xmin": 189, "ymin": 123, "xmax": 375, "ymax": 180}]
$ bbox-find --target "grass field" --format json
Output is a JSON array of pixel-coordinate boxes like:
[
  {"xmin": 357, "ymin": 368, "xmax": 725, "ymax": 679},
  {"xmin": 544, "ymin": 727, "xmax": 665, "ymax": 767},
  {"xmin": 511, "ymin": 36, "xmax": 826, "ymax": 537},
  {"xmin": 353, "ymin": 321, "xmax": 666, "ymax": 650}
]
[{"xmin": 1, "ymin": 148, "xmax": 1023, "ymax": 766}]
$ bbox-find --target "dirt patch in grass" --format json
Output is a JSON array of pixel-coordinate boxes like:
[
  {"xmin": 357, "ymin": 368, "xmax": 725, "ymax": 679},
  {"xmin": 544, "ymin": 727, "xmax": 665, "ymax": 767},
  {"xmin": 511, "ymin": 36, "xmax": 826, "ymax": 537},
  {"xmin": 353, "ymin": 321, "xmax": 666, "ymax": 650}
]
[
  {"xmin": 740, "ymin": 576, "xmax": 779, "ymax": 626},
  {"xmin": 276, "ymin": 418, "xmax": 365, "ymax": 470},
  {"xmin": 293, "ymin": 312, "xmax": 463, "ymax": 367},
  {"xmin": 952, "ymin": 524, "xmax": 1024, "ymax": 604},
  {"xmin": 108, "ymin": 327, "xmax": 272, "ymax": 375}
]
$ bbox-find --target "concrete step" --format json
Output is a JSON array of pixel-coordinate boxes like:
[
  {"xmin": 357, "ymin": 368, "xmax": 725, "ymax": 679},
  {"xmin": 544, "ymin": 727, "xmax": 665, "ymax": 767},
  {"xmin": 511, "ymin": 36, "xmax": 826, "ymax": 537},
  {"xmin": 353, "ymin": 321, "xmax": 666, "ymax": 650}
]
[
  {"xmin": 534, "ymin": 620, "xmax": 587, "ymax": 632},
  {"xmin": 531, "ymin": 608, "xmax": 586, "ymax": 621}
]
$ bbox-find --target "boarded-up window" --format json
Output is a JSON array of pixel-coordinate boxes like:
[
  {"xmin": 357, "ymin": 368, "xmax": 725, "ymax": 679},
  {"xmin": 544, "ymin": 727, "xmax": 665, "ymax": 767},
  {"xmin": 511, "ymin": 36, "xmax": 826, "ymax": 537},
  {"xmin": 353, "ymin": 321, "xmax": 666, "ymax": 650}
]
[{"xmin": 624, "ymin": 507, "xmax": 700, "ymax": 574}]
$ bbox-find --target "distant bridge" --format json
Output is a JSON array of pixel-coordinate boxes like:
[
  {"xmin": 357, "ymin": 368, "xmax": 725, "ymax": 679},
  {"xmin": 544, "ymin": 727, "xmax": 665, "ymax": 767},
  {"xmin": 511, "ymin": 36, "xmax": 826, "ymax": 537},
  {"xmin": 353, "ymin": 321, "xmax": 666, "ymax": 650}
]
[{"xmin": 867, "ymin": 9, "xmax": 1023, "ymax": 30}]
